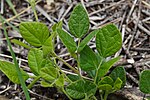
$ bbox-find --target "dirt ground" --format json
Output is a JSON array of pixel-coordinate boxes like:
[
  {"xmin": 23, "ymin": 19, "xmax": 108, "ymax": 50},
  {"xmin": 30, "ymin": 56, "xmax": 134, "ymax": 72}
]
[{"xmin": 0, "ymin": 0, "xmax": 150, "ymax": 100}]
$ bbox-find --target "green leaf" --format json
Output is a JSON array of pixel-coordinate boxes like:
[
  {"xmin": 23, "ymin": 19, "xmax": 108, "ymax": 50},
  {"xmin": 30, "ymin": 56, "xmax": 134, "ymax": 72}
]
[
  {"xmin": 57, "ymin": 28, "xmax": 77, "ymax": 53},
  {"xmin": 40, "ymin": 67, "xmax": 58, "ymax": 81},
  {"xmin": 98, "ymin": 57, "xmax": 120, "ymax": 78},
  {"xmin": 147, "ymin": 97, "xmax": 150, "ymax": 100},
  {"xmin": 96, "ymin": 24, "xmax": 122, "ymax": 57},
  {"xmin": 0, "ymin": 61, "xmax": 29, "ymax": 84},
  {"xmin": 113, "ymin": 78, "xmax": 122, "ymax": 91},
  {"xmin": 80, "ymin": 45, "xmax": 98, "ymax": 71},
  {"xmin": 77, "ymin": 29, "xmax": 98, "ymax": 52},
  {"xmin": 110, "ymin": 66, "xmax": 126, "ymax": 87},
  {"xmin": 42, "ymin": 36, "xmax": 53, "ymax": 57},
  {"xmin": 139, "ymin": 70, "xmax": 150, "ymax": 94},
  {"xmin": 68, "ymin": 4, "xmax": 89, "ymax": 38},
  {"xmin": 55, "ymin": 74, "xmax": 64, "ymax": 87},
  {"xmin": 67, "ymin": 74, "xmax": 80, "ymax": 82},
  {"xmin": 87, "ymin": 70, "xmax": 96, "ymax": 78},
  {"xmin": 11, "ymin": 39, "xmax": 32, "ymax": 49},
  {"xmin": 40, "ymin": 81, "xmax": 53, "ymax": 87},
  {"xmin": 98, "ymin": 76, "xmax": 114, "ymax": 86},
  {"xmin": 40, "ymin": 59, "xmax": 53, "ymax": 68},
  {"xmin": 52, "ymin": 21, "xmax": 63, "ymax": 32},
  {"xmin": 20, "ymin": 22, "xmax": 50, "ymax": 47},
  {"xmin": 98, "ymin": 84, "xmax": 112, "ymax": 91},
  {"xmin": 66, "ymin": 80, "xmax": 97, "ymax": 99},
  {"xmin": 28, "ymin": 48, "xmax": 43, "ymax": 75}
]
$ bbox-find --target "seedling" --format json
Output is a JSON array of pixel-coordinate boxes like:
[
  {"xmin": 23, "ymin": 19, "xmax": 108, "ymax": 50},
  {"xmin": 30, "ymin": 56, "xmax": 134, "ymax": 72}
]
[{"xmin": 0, "ymin": 4, "xmax": 126, "ymax": 100}]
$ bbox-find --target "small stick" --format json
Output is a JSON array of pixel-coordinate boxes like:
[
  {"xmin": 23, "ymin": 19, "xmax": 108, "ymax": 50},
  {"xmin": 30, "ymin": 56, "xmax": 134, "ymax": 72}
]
[
  {"xmin": 126, "ymin": 0, "xmax": 138, "ymax": 23},
  {"xmin": 0, "ymin": 0, "xmax": 4, "ymax": 14}
]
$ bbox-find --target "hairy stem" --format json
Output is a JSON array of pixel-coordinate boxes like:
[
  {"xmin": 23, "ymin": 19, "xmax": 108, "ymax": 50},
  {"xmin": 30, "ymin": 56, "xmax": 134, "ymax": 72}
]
[
  {"xmin": 104, "ymin": 91, "xmax": 108, "ymax": 100},
  {"xmin": 28, "ymin": 76, "xmax": 41, "ymax": 89},
  {"xmin": 94, "ymin": 57, "xmax": 104, "ymax": 84},
  {"xmin": 53, "ymin": 53, "xmax": 79, "ymax": 74}
]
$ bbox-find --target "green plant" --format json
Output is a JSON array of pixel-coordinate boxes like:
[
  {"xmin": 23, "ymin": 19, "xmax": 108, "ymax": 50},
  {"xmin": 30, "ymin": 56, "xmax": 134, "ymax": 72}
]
[
  {"xmin": 0, "ymin": 17, "xmax": 30, "ymax": 100},
  {"xmin": 139, "ymin": 70, "xmax": 150, "ymax": 99},
  {"xmin": 0, "ymin": 4, "xmax": 126, "ymax": 100}
]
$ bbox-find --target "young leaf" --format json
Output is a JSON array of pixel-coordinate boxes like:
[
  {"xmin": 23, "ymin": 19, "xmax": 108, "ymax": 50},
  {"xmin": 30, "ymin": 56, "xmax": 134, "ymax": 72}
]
[
  {"xmin": 42, "ymin": 36, "xmax": 53, "ymax": 57},
  {"xmin": 77, "ymin": 29, "xmax": 98, "ymax": 52},
  {"xmin": 57, "ymin": 28, "xmax": 77, "ymax": 53},
  {"xmin": 113, "ymin": 78, "xmax": 122, "ymax": 91},
  {"xmin": 20, "ymin": 22, "xmax": 50, "ymax": 47},
  {"xmin": 80, "ymin": 45, "xmax": 98, "ymax": 71},
  {"xmin": 109, "ymin": 66, "xmax": 126, "ymax": 87},
  {"xmin": 68, "ymin": 4, "xmax": 89, "ymax": 38},
  {"xmin": 98, "ymin": 76, "xmax": 114, "ymax": 86},
  {"xmin": 40, "ymin": 81, "xmax": 53, "ymax": 87},
  {"xmin": 66, "ymin": 80, "xmax": 97, "ymax": 99},
  {"xmin": 96, "ymin": 24, "xmax": 122, "ymax": 57},
  {"xmin": 52, "ymin": 21, "xmax": 63, "ymax": 32},
  {"xmin": 55, "ymin": 74, "xmax": 64, "ymax": 87},
  {"xmin": 28, "ymin": 48, "xmax": 43, "ymax": 75},
  {"xmin": 0, "ymin": 61, "xmax": 29, "ymax": 84},
  {"xmin": 98, "ymin": 84, "xmax": 112, "ymax": 91},
  {"xmin": 98, "ymin": 57, "xmax": 120, "ymax": 78},
  {"xmin": 11, "ymin": 39, "xmax": 32, "ymax": 49},
  {"xmin": 139, "ymin": 70, "xmax": 150, "ymax": 94},
  {"xmin": 40, "ymin": 67, "xmax": 58, "ymax": 81}
]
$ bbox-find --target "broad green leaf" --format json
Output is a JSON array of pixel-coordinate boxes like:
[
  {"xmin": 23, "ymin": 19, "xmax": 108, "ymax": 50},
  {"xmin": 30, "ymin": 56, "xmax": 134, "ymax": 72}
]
[
  {"xmin": 40, "ymin": 59, "xmax": 53, "ymax": 68},
  {"xmin": 55, "ymin": 74, "xmax": 64, "ymax": 87},
  {"xmin": 42, "ymin": 36, "xmax": 53, "ymax": 57},
  {"xmin": 11, "ymin": 39, "xmax": 32, "ymax": 49},
  {"xmin": 109, "ymin": 66, "xmax": 126, "ymax": 87},
  {"xmin": 87, "ymin": 54, "xmax": 103, "ymax": 78},
  {"xmin": 68, "ymin": 4, "xmax": 89, "ymax": 38},
  {"xmin": 28, "ymin": 48, "xmax": 43, "ymax": 75},
  {"xmin": 87, "ymin": 70, "xmax": 96, "ymax": 78},
  {"xmin": 0, "ymin": 61, "xmax": 29, "ymax": 84},
  {"xmin": 80, "ymin": 45, "xmax": 98, "ymax": 71},
  {"xmin": 139, "ymin": 70, "xmax": 150, "ymax": 94},
  {"xmin": 98, "ymin": 76, "xmax": 114, "ymax": 86},
  {"xmin": 98, "ymin": 57, "xmax": 120, "ymax": 78},
  {"xmin": 77, "ymin": 29, "xmax": 98, "ymax": 52},
  {"xmin": 98, "ymin": 84, "xmax": 112, "ymax": 91},
  {"xmin": 67, "ymin": 74, "xmax": 80, "ymax": 82},
  {"xmin": 57, "ymin": 28, "xmax": 77, "ymax": 53},
  {"xmin": 40, "ymin": 67, "xmax": 58, "ymax": 81},
  {"xmin": 20, "ymin": 22, "xmax": 50, "ymax": 47},
  {"xmin": 113, "ymin": 78, "xmax": 122, "ymax": 91},
  {"xmin": 66, "ymin": 80, "xmax": 97, "ymax": 99},
  {"xmin": 96, "ymin": 24, "xmax": 122, "ymax": 57}
]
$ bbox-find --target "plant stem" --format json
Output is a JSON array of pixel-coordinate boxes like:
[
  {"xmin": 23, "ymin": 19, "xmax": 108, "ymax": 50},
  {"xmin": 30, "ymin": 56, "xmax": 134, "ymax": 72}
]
[
  {"xmin": 104, "ymin": 92, "xmax": 108, "ymax": 100},
  {"xmin": 94, "ymin": 57, "xmax": 104, "ymax": 84},
  {"xmin": 53, "ymin": 53, "xmax": 79, "ymax": 74},
  {"xmin": 28, "ymin": 76, "xmax": 41, "ymax": 89},
  {"xmin": 62, "ymin": 87, "xmax": 73, "ymax": 100},
  {"xmin": 28, "ymin": 0, "xmax": 38, "ymax": 21},
  {"xmin": 56, "ymin": 66, "xmax": 72, "ymax": 83},
  {"xmin": 76, "ymin": 38, "xmax": 83, "ymax": 80},
  {"xmin": 1, "ymin": 20, "xmax": 30, "ymax": 100},
  {"xmin": 33, "ymin": 8, "xmax": 38, "ymax": 22}
]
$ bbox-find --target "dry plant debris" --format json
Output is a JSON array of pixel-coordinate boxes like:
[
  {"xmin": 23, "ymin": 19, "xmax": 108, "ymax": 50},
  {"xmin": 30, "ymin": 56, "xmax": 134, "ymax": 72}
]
[{"xmin": 0, "ymin": 0, "xmax": 150, "ymax": 100}]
